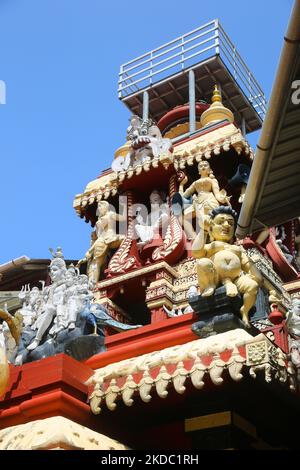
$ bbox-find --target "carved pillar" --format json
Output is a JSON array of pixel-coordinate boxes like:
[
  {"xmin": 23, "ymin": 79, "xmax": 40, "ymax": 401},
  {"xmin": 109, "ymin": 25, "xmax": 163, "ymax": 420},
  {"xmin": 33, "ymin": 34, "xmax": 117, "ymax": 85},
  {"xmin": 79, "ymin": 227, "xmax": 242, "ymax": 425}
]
[{"xmin": 146, "ymin": 268, "xmax": 175, "ymax": 324}]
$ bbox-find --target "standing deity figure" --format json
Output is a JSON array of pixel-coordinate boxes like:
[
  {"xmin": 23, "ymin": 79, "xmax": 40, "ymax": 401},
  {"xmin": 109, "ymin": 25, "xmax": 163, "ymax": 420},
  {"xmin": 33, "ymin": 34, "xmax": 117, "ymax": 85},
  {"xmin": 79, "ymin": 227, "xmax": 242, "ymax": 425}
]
[
  {"xmin": 192, "ymin": 206, "xmax": 259, "ymax": 326},
  {"xmin": 174, "ymin": 160, "xmax": 231, "ymax": 241},
  {"xmin": 182, "ymin": 160, "xmax": 230, "ymax": 217},
  {"xmin": 134, "ymin": 190, "xmax": 169, "ymax": 248},
  {"xmin": 78, "ymin": 201, "xmax": 126, "ymax": 285}
]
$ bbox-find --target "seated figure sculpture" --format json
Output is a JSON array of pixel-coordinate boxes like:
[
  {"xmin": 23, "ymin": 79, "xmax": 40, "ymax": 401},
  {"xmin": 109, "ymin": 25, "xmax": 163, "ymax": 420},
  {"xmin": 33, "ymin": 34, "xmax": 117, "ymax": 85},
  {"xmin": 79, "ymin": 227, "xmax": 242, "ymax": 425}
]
[
  {"xmin": 26, "ymin": 255, "xmax": 68, "ymax": 351},
  {"xmin": 134, "ymin": 190, "xmax": 169, "ymax": 248},
  {"xmin": 78, "ymin": 201, "xmax": 126, "ymax": 285},
  {"xmin": 191, "ymin": 206, "xmax": 259, "ymax": 327}
]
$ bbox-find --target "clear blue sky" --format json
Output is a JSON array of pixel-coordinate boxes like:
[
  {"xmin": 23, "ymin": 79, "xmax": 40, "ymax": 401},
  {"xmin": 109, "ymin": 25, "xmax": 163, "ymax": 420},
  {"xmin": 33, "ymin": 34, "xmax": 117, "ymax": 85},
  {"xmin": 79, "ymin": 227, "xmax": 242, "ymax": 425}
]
[{"xmin": 0, "ymin": 0, "xmax": 294, "ymax": 264}]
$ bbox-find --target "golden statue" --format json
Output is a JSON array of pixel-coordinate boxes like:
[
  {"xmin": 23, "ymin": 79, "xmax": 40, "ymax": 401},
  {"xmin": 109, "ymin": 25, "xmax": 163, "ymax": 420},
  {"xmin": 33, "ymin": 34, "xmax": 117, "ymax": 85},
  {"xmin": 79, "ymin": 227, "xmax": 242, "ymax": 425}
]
[
  {"xmin": 0, "ymin": 336, "xmax": 8, "ymax": 397},
  {"xmin": 192, "ymin": 206, "xmax": 259, "ymax": 326},
  {"xmin": 78, "ymin": 201, "xmax": 126, "ymax": 285},
  {"xmin": 0, "ymin": 309, "xmax": 23, "ymax": 396},
  {"xmin": 182, "ymin": 160, "xmax": 231, "ymax": 217},
  {"xmin": 0, "ymin": 309, "xmax": 23, "ymax": 345}
]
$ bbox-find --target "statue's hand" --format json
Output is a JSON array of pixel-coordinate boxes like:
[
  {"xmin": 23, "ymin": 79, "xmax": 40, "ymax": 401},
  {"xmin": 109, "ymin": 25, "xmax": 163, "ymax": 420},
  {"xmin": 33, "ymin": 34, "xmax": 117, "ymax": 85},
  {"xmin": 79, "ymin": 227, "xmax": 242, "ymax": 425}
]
[
  {"xmin": 177, "ymin": 171, "xmax": 188, "ymax": 188},
  {"xmin": 77, "ymin": 257, "xmax": 87, "ymax": 267},
  {"xmin": 217, "ymin": 190, "xmax": 231, "ymax": 205}
]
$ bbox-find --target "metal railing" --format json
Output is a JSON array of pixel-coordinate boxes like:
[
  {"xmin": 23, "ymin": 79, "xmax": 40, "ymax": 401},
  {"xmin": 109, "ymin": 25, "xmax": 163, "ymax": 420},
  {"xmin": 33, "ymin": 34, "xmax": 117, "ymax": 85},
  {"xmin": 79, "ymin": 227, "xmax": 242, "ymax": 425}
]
[{"xmin": 118, "ymin": 19, "xmax": 267, "ymax": 118}]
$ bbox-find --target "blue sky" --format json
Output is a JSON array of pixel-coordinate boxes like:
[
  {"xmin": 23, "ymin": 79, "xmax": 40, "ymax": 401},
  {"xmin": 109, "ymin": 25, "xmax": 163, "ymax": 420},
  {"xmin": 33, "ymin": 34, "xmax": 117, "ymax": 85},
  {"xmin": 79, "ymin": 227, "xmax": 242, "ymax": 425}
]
[{"xmin": 0, "ymin": 0, "xmax": 294, "ymax": 264}]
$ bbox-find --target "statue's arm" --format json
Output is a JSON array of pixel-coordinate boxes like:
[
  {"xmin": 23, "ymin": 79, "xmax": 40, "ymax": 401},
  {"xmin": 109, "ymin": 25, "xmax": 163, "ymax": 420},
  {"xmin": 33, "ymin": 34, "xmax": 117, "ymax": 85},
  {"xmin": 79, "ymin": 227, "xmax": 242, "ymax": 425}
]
[
  {"xmin": 77, "ymin": 244, "xmax": 94, "ymax": 266},
  {"xmin": 183, "ymin": 181, "xmax": 196, "ymax": 199},
  {"xmin": 211, "ymin": 178, "xmax": 229, "ymax": 204},
  {"xmin": 112, "ymin": 210, "xmax": 127, "ymax": 222},
  {"xmin": 191, "ymin": 232, "xmax": 207, "ymax": 259}
]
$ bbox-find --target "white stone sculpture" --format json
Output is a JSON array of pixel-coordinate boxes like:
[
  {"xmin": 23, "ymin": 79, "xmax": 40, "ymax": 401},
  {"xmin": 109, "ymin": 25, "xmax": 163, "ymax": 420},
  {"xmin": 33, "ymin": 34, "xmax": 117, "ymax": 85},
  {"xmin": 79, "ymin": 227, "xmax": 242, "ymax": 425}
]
[
  {"xmin": 14, "ymin": 249, "xmax": 89, "ymax": 356},
  {"xmin": 13, "ymin": 248, "xmax": 138, "ymax": 365},
  {"xmin": 134, "ymin": 190, "xmax": 169, "ymax": 248},
  {"xmin": 112, "ymin": 115, "xmax": 173, "ymax": 172},
  {"xmin": 18, "ymin": 285, "xmax": 42, "ymax": 328}
]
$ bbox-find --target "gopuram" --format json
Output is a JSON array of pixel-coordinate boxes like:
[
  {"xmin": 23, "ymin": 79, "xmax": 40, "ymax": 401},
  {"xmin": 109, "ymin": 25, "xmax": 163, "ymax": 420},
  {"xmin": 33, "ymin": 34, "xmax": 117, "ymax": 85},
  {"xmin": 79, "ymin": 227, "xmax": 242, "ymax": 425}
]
[{"xmin": 1, "ymin": 12, "xmax": 300, "ymax": 450}]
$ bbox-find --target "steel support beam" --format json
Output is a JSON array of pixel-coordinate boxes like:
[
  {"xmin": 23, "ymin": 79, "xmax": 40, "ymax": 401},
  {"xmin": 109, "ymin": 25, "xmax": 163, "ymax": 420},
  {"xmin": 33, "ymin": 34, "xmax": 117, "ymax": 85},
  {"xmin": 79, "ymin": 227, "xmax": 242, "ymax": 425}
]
[
  {"xmin": 189, "ymin": 69, "xmax": 196, "ymax": 133},
  {"xmin": 143, "ymin": 91, "xmax": 149, "ymax": 121}
]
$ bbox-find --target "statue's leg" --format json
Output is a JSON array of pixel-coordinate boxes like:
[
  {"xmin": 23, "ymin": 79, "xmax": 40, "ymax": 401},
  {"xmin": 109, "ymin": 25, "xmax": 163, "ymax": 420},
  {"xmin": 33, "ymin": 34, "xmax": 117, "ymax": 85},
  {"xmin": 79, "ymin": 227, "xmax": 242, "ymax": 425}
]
[
  {"xmin": 196, "ymin": 258, "xmax": 218, "ymax": 297},
  {"xmin": 222, "ymin": 278, "xmax": 238, "ymax": 297},
  {"xmin": 93, "ymin": 255, "xmax": 106, "ymax": 283},
  {"xmin": 92, "ymin": 241, "xmax": 108, "ymax": 283},
  {"xmin": 67, "ymin": 300, "xmax": 79, "ymax": 330},
  {"xmin": 235, "ymin": 275, "xmax": 259, "ymax": 326},
  {"xmin": 27, "ymin": 308, "xmax": 55, "ymax": 350},
  {"xmin": 181, "ymin": 206, "xmax": 196, "ymax": 242},
  {"xmin": 215, "ymin": 256, "xmax": 240, "ymax": 297}
]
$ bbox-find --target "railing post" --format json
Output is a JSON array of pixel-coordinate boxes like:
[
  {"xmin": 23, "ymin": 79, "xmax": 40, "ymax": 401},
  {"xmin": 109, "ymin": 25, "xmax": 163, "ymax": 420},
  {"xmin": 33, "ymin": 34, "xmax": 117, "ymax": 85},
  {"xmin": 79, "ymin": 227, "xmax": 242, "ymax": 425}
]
[
  {"xmin": 189, "ymin": 69, "xmax": 196, "ymax": 133},
  {"xmin": 150, "ymin": 51, "xmax": 153, "ymax": 86},
  {"xmin": 181, "ymin": 36, "xmax": 185, "ymax": 71},
  {"xmin": 215, "ymin": 19, "xmax": 220, "ymax": 55},
  {"xmin": 233, "ymin": 46, "xmax": 237, "ymax": 80},
  {"xmin": 118, "ymin": 65, "xmax": 123, "ymax": 99},
  {"xmin": 263, "ymin": 93, "xmax": 267, "ymax": 116},
  {"xmin": 248, "ymin": 71, "xmax": 252, "ymax": 102},
  {"xmin": 143, "ymin": 91, "xmax": 149, "ymax": 121}
]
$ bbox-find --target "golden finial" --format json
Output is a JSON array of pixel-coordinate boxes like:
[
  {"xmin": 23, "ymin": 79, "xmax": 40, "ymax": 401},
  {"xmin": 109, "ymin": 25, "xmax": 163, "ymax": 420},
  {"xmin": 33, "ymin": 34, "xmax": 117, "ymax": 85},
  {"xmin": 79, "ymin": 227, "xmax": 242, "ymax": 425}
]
[
  {"xmin": 211, "ymin": 84, "xmax": 222, "ymax": 103},
  {"xmin": 200, "ymin": 85, "xmax": 234, "ymax": 127}
]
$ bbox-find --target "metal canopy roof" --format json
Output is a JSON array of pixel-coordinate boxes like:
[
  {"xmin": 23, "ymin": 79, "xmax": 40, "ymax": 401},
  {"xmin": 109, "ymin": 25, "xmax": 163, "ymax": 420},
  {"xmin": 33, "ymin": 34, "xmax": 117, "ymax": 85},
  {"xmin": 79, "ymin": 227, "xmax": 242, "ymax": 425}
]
[
  {"xmin": 236, "ymin": 0, "xmax": 300, "ymax": 237},
  {"xmin": 255, "ymin": 57, "xmax": 300, "ymax": 228},
  {"xmin": 119, "ymin": 20, "xmax": 266, "ymax": 134},
  {"xmin": 0, "ymin": 258, "xmax": 77, "ymax": 293}
]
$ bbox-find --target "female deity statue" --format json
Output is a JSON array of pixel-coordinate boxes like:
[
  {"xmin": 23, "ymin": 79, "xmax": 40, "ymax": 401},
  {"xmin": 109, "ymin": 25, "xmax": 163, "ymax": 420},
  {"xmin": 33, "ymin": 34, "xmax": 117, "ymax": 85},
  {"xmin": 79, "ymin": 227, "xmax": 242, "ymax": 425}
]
[
  {"xmin": 182, "ymin": 160, "xmax": 231, "ymax": 218},
  {"xmin": 175, "ymin": 159, "xmax": 230, "ymax": 242},
  {"xmin": 78, "ymin": 201, "xmax": 126, "ymax": 285}
]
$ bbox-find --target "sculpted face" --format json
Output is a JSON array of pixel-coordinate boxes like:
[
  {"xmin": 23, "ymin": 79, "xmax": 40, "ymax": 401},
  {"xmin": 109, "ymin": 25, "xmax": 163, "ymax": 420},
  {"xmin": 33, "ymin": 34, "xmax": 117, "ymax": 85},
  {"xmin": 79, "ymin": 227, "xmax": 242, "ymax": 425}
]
[
  {"xmin": 198, "ymin": 160, "xmax": 211, "ymax": 177},
  {"xmin": 98, "ymin": 202, "xmax": 108, "ymax": 217},
  {"xmin": 65, "ymin": 271, "xmax": 75, "ymax": 287},
  {"xmin": 50, "ymin": 264, "xmax": 65, "ymax": 283},
  {"xmin": 210, "ymin": 213, "xmax": 235, "ymax": 242},
  {"xmin": 150, "ymin": 190, "xmax": 162, "ymax": 205},
  {"xmin": 29, "ymin": 288, "xmax": 40, "ymax": 304}
]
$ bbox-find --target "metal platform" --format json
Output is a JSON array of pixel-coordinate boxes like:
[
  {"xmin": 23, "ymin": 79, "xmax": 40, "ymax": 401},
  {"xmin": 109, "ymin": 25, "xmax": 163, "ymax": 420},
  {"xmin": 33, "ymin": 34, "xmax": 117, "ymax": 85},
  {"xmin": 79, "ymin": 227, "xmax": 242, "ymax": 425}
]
[{"xmin": 118, "ymin": 20, "xmax": 266, "ymax": 134}]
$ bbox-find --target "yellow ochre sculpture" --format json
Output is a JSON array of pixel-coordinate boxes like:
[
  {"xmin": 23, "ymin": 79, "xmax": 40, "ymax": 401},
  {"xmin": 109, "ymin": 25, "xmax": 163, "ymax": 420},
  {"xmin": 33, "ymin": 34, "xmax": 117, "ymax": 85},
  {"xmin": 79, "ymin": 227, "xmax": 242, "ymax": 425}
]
[
  {"xmin": 0, "ymin": 309, "xmax": 23, "ymax": 396},
  {"xmin": 182, "ymin": 159, "xmax": 231, "ymax": 216},
  {"xmin": 192, "ymin": 206, "xmax": 259, "ymax": 326},
  {"xmin": 78, "ymin": 201, "xmax": 125, "ymax": 285}
]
